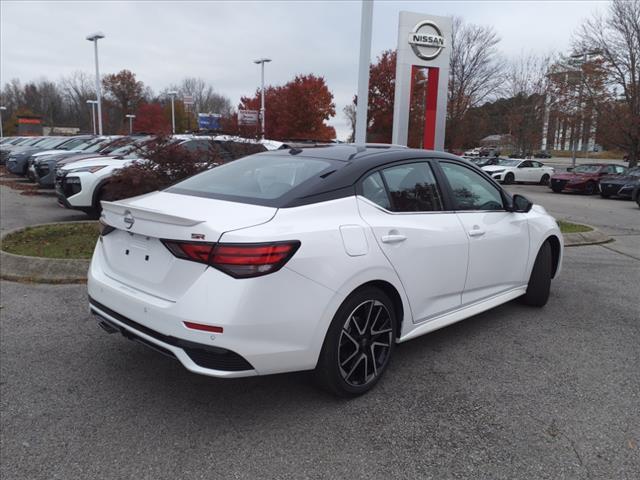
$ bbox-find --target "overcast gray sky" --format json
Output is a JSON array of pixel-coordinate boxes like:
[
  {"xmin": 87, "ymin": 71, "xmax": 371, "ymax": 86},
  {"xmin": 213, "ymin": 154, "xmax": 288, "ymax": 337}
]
[{"xmin": 1, "ymin": 0, "xmax": 608, "ymax": 139}]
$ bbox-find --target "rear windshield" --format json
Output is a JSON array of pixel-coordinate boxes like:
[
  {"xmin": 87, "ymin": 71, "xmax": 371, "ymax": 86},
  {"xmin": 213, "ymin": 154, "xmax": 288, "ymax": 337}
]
[{"xmin": 168, "ymin": 154, "xmax": 335, "ymax": 203}]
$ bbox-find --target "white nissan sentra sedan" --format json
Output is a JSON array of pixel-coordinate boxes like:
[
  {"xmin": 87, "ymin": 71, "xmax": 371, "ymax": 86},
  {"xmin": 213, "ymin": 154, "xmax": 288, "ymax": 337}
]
[{"xmin": 88, "ymin": 145, "xmax": 563, "ymax": 396}]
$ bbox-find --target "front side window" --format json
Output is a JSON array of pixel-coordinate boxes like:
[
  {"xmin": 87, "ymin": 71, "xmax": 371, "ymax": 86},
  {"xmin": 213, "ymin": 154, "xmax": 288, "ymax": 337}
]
[
  {"xmin": 519, "ymin": 161, "xmax": 533, "ymax": 168},
  {"xmin": 440, "ymin": 162, "xmax": 504, "ymax": 211},
  {"xmin": 380, "ymin": 162, "xmax": 443, "ymax": 212}
]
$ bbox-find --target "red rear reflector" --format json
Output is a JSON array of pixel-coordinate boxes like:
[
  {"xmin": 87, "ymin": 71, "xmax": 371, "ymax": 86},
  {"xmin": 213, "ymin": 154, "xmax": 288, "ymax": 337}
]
[
  {"xmin": 161, "ymin": 240, "xmax": 300, "ymax": 278},
  {"xmin": 183, "ymin": 321, "xmax": 223, "ymax": 334}
]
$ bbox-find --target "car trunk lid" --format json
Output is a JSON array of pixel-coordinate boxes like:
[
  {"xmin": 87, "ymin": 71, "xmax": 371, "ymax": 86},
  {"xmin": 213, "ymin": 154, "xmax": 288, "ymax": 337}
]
[{"xmin": 98, "ymin": 191, "xmax": 277, "ymax": 300}]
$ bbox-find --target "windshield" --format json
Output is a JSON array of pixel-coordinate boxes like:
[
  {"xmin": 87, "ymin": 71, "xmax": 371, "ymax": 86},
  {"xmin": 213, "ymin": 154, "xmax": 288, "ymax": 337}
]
[
  {"xmin": 496, "ymin": 159, "xmax": 521, "ymax": 166},
  {"xmin": 628, "ymin": 168, "xmax": 640, "ymax": 177},
  {"xmin": 81, "ymin": 138, "xmax": 117, "ymax": 153},
  {"xmin": 573, "ymin": 165, "xmax": 601, "ymax": 174},
  {"xmin": 109, "ymin": 137, "xmax": 152, "ymax": 157},
  {"xmin": 22, "ymin": 137, "xmax": 44, "ymax": 146},
  {"xmin": 168, "ymin": 154, "xmax": 335, "ymax": 202},
  {"xmin": 57, "ymin": 137, "xmax": 91, "ymax": 150},
  {"xmin": 34, "ymin": 137, "xmax": 65, "ymax": 149}
]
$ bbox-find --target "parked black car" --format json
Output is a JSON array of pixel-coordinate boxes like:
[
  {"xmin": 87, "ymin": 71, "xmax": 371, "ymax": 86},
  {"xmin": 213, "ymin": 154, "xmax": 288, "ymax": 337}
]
[
  {"xmin": 534, "ymin": 151, "xmax": 552, "ymax": 158},
  {"xmin": 599, "ymin": 167, "xmax": 640, "ymax": 199}
]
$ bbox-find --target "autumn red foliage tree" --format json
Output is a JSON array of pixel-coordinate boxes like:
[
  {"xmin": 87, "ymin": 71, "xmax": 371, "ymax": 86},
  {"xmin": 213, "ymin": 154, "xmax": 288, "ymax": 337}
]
[
  {"xmin": 133, "ymin": 103, "xmax": 171, "ymax": 134},
  {"xmin": 239, "ymin": 74, "xmax": 336, "ymax": 141},
  {"xmin": 366, "ymin": 50, "xmax": 397, "ymax": 143},
  {"xmin": 347, "ymin": 50, "xmax": 426, "ymax": 146}
]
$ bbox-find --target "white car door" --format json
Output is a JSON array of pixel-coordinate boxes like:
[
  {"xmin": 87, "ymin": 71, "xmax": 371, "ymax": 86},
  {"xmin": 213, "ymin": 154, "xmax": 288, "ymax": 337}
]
[
  {"xmin": 357, "ymin": 162, "xmax": 469, "ymax": 323},
  {"xmin": 437, "ymin": 161, "xmax": 530, "ymax": 305},
  {"xmin": 516, "ymin": 160, "xmax": 536, "ymax": 182}
]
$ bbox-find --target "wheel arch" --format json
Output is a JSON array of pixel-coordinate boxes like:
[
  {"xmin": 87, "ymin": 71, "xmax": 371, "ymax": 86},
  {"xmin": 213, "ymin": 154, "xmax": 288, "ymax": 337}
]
[
  {"xmin": 91, "ymin": 178, "xmax": 110, "ymax": 211},
  {"xmin": 349, "ymin": 280, "xmax": 405, "ymax": 339},
  {"xmin": 546, "ymin": 235, "xmax": 561, "ymax": 278}
]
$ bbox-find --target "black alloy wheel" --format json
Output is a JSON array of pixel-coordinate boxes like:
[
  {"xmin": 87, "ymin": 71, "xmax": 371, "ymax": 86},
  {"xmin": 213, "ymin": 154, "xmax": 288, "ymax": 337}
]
[
  {"xmin": 540, "ymin": 174, "xmax": 550, "ymax": 185},
  {"xmin": 585, "ymin": 181, "xmax": 597, "ymax": 195},
  {"xmin": 504, "ymin": 172, "xmax": 515, "ymax": 185},
  {"xmin": 338, "ymin": 300, "xmax": 394, "ymax": 388},
  {"xmin": 315, "ymin": 288, "xmax": 396, "ymax": 396}
]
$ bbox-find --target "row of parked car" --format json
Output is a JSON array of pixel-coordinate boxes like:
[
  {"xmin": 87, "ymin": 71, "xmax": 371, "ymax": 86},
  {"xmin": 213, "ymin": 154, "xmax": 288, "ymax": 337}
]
[
  {"xmin": 0, "ymin": 134, "xmax": 281, "ymax": 217},
  {"xmin": 462, "ymin": 147, "xmax": 553, "ymax": 159},
  {"xmin": 463, "ymin": 156, "xmax": 640, "ymax": 205}
]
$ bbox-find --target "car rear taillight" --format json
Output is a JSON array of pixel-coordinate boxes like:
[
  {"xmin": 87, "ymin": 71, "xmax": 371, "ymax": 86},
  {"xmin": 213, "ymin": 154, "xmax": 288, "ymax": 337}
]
[{"xmin": 161, "ymin": 240, "xmax": 300, "ymax": 278}]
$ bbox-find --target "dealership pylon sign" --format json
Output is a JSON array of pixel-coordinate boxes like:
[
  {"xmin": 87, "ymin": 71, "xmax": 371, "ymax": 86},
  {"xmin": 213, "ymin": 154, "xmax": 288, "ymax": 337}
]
[{"xmin": 392, "ymin": 12, "xmax": 451, "ymax": 150}]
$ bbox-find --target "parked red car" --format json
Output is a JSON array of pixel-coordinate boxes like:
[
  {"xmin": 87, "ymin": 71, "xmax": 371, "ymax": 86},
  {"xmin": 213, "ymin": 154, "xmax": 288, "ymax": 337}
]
[{"xmin": 549, "ymin": 163, "xmax": 627, "ymax": 194}]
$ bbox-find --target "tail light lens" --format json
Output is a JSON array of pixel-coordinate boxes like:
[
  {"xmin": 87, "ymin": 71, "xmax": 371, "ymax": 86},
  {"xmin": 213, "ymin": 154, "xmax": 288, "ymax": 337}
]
[{"xmin": 161, "ymin": 240, "xmax": 300, "ymax": 278}]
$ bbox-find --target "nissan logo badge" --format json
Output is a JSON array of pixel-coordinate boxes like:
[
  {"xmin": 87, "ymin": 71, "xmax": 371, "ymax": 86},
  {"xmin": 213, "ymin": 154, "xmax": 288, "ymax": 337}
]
[{"xmin": 123, "ymin": 210, "xmax": 135, "ymax": 229}]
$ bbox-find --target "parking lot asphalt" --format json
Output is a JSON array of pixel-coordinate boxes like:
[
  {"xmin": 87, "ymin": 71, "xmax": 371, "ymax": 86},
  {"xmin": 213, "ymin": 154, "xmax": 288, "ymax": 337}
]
[{"xmin": 1, "ymin": 181, "xmax": 639, "ymax": 479}]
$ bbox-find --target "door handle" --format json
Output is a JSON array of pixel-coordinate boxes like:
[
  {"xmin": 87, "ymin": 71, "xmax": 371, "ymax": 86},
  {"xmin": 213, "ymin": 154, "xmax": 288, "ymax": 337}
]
[
  {"xmin": 468, "ymin": 229, "xmax": 486, "ymax": 237},
  {"xmin": 381, "ymin": 234, "xmax": 407, "ymax": 244}
]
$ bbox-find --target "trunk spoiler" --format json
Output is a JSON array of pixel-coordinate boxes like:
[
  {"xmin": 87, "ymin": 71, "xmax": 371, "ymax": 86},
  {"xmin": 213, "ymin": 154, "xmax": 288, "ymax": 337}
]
[{"xmin": 101, "ymin": 200, "xmax": 205, "ymax": 227}]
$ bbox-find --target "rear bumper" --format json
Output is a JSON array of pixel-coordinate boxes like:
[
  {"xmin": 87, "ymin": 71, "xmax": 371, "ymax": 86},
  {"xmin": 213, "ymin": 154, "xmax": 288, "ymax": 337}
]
[
  {"xmin": 87, "ymin": 239, "xmax": 339, "ymax": 378},
  {"xmin": 90, "ymin": 298, "xmax": 257, "ymax": 377}
]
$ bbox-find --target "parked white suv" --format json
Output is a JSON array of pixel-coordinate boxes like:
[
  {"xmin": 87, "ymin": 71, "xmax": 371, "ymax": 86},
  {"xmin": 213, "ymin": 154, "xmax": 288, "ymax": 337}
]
[{"xmin": 88, "ymin": 146, "xmax": 563, "ymax": 396}]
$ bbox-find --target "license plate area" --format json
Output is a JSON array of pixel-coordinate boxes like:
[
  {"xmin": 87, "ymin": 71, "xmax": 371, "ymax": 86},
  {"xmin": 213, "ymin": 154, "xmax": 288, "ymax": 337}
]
[
  {"xmin": 102, "ymin": 231, "xmax": 176, "ymax": 283},
  {"xmin": 100, "ymin": 230, "xmax": 208, "ymax": 299}
]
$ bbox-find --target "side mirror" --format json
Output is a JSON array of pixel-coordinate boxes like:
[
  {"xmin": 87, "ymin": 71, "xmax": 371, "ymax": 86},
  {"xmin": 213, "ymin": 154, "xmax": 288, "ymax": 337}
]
[
  {"xmin": 510, "ymin": 194, "xmax": 533, "ymax": 213},
  {"xmin": 566, "ymin": 167, "xmax": 573, "ymax": 172}
]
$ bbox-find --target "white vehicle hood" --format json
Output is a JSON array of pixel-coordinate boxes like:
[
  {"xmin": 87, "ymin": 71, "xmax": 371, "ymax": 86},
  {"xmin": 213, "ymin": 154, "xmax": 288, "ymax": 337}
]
[
  {"xmin": 482, "ymin": 165, "xmax": 512, "ymax": 172},
  {"xmin": 61, "ymin": 156, "xmax": 134, "ymax": 171},
  {"xmin": 33, "ymin": 149, "xmax": 82, "ymax": 157}
]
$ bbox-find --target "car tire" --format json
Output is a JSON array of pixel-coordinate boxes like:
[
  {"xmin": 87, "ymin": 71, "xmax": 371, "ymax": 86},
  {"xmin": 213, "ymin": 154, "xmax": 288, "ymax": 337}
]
[
  {"xmin": 600, "ymin": 193, "xmax": 610, "ymax": 199},
  {"xmin": 315, "ymin": 287, "xmax": 396, "ymax": 397},
  {"xmin": 504, "ymin": 172, "xmax": 515, "ymax": 185},
  {"xmin": 519, "ymin": 241, "xmax": 552, "ymax": 307},
  {"xmin": 585, "ymin": 181, "xmax": 597, "ymax": 195},
  {"xmin": 540, "ymin": 174, "xmax": 550, "ymax": 185},
  {"xmin": 551, "ymin": 186, "xmax": 562, "ymax": 193}
]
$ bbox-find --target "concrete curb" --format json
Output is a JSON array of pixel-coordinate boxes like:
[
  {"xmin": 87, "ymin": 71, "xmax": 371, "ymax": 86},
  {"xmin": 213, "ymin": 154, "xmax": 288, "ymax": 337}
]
[
  {"xmin": 562, "ymin": 225, "xmax": 613, "ymax": 247},
  {"xmin": 0, "ymin": 222, "xmax": 93, "ymax": 284}
]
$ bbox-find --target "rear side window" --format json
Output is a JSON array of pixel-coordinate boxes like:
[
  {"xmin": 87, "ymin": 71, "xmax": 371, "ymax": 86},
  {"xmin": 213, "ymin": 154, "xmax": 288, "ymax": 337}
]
[
  {"xmin": 440, "ymin": 162, "xmax": 504, "ymax": 211},
  {"xmin": 362, "ymin": 172, "xmax": 391, "ymax": 210},
  {"xmin": 381, "ymin": 163, "xmax": 443, "ymax": 212},
  {"xmin": 168, "ymin": 154, "xmax": 334, "ymax": 201},
  {"xmin": 361, "ymin": 162, "xmax": 443, "ymax": 212}
]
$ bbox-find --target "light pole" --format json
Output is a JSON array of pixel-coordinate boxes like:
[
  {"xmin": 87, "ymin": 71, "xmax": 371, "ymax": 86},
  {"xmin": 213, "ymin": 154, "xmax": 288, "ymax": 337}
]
[
  {"xmin": 86, "ymin": 100, "xmax": 97, "ymax": 135},
  {"xmin": 569, "ymin": 50, "xmax": 600, "ymax": 169},
  {"xmin": 355, "ymin": 0, "xmax": 374, "ymax": 144},
  {"xmin": 0, "ymin": 106, "xmax": 6, "ymax": 138},
  {"xmin": 253, "ymin": 58, "xmax": 271, "ymax": 139},
  {"xmin": 86, "ymin": 32, "xmax": 105, "ymax": 135},
  {"xmin": 167, "ymin": 91, "xmax": 178, "ymax": 134},
  {"xmin": 126, "ymin": 114, "xmax": 136, "ymax": 135}
]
